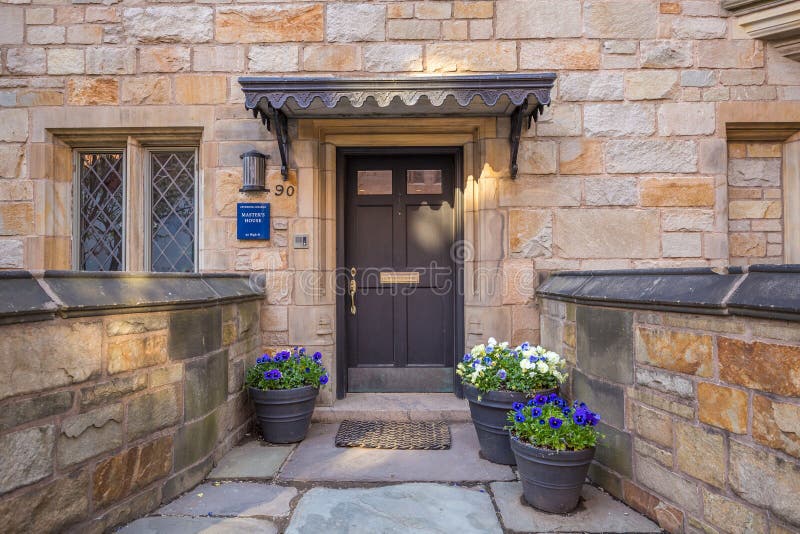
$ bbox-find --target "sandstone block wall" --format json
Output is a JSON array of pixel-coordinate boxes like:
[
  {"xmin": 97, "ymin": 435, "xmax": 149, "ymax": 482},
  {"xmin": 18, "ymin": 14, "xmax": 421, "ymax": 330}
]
[
  {"xmin": 541, "ymin": 298, "xmax": 800, "ymax": 534},
  {"xmin": 2, "ymin": 1, "xmax": 800, "ymax": 400},
  {"xmin": 0, "ymin": 290, "xmax": 261, "ymax": 533},
  {"xmin": 727, "ymin": 141, "xmax": 785, "ymax": 264}
]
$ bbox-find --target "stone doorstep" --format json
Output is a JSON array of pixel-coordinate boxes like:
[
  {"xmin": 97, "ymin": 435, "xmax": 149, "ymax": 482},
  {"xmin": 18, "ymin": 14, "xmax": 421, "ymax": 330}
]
[{"xmin": 312, "ymin": 392, "xmax": 471, "ymax": 423}]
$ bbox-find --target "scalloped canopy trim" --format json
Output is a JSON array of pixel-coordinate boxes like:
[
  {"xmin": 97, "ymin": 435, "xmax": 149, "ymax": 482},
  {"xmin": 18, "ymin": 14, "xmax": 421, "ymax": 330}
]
[{"xmin": 239, "ymin": 74, "xmax": 556, "ymax": 115}]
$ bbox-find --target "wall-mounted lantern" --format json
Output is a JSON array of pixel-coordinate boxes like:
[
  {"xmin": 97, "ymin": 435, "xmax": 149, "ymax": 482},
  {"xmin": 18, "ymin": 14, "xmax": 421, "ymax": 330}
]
[{"xmin": 239, "ymin": 150, "xmax": 269, "ymax": 192}]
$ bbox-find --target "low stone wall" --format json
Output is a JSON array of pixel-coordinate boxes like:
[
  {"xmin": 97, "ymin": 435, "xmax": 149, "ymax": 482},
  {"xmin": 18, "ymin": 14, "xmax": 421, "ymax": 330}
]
[
  {"xmin": 0, "ymin": 272, "xmax": 262, "ymax": 533},
  {"xmin": 538, "ymin": 266, "xmax": 800, "ymax": 534}
]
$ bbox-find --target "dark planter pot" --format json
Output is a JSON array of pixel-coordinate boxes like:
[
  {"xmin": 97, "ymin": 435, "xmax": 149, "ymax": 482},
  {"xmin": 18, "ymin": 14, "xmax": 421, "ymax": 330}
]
[
  {"xmin": 510, "ymin": 435, "xmax": 596, "ymax": 514},
  {"xmin": 463, "ymin": 384, "xmax": 558, "ymax": 465},
  {"xmin": 249, "ymin": 385, "xmax": 319, "ymax": 444}
]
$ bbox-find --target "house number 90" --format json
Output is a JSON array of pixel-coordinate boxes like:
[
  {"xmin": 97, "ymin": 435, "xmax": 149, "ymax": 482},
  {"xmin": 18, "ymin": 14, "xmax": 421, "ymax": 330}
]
[{"xmin": 275, "ymin": 184, "xmax": 295, "ymax": 197}]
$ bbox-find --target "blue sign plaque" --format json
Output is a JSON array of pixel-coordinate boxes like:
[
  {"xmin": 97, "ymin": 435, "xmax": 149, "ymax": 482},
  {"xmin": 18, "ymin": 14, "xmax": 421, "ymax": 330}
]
[{"xmin": 237, "ymin": 203, "xmax": 270, "ymax": 240}]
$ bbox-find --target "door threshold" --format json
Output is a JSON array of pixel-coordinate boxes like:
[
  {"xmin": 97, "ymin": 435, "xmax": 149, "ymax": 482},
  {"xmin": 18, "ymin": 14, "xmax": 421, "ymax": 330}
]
[{"xmin": 311, "ymin": 393, "xmax": 470, "ymax": 423}]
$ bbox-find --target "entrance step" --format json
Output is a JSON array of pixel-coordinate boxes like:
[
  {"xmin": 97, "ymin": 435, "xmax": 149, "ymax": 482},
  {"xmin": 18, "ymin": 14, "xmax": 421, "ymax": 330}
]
[{"xmin": 312, "ymin": 393, "xmax": 471, "ymax": 423}]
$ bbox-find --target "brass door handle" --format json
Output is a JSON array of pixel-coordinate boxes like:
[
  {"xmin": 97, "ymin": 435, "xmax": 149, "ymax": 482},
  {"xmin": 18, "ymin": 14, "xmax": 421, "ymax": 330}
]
[{"xmin": 349, "ymin": 267, "xmax": 357, "ymax": 315}]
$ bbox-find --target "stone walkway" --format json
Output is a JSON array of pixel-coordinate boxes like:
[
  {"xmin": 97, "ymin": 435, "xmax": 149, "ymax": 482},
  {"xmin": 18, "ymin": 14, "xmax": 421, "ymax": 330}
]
[{"xmin": 118, "ymin": 424, "xmax": 660, "ymax": 534}]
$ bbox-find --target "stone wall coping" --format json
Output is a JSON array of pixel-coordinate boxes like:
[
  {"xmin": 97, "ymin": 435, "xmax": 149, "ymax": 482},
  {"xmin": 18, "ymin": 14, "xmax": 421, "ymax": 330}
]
[
  {"xmin": 0, "ymin": 271, "xmax": 263, "ymax": 323},
  {"xmin": 537, "ymin": 265, "xmax": 800, "ymax": 321}
]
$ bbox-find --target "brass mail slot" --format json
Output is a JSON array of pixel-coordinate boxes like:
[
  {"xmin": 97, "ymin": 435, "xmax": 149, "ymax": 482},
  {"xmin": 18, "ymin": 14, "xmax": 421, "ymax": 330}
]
[{"xmin": 380, "ymin": 271, "xmax": 420, "ymax": 284}]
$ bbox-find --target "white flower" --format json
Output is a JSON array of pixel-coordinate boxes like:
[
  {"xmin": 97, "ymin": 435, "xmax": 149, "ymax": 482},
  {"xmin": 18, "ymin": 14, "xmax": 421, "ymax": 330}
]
[
  {"xmin": 536, "ymin": 360, "xmax": 549, "ymax": 374},
  {"xmin": 474, "ymin": 364, "xmax": 486, "ymax": 374},
  {"xmin": 487, "ymin": 337, "xmax": 497, "ymax": 346},
  {"xmin": 546, "ymin": 352, "xmax": 561, "ymax": 364},
  {"xmin": 471, "ymin": 344, "xmax": 485, "ymax": 357},
  {"xmin": 535, "ymin": 345, "xmax": 545, "ymax": 354},
  {"xmin": 520, "ymin": 358, "xmax": 532, "ymax": 370},
  {"xmin": 499, "ymin": 341, "xmax": 509, "ymax": 349}
]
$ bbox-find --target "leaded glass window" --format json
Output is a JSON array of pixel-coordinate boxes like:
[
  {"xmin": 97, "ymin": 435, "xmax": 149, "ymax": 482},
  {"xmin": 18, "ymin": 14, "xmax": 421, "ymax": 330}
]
[
  {"xmin": 78, "ymin": 152, "xmax": 124, "ymax": 271},
  {"xmin": 150, "ymin": 151, "xmax": 196, "ymax": 273}
]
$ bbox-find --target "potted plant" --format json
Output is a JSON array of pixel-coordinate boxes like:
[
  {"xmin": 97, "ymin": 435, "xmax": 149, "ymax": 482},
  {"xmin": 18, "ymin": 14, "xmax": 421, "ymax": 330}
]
[
  {"xmin": 457, "ymin": 338, "xmax": 567, "ymax": 465},
  {"xmin": 246, "ymin": 347, "xmax": 329, "ymax": 443},
  {"xmin": 508, "ymin": 394, "xmax": 602, "ymax": 513}
]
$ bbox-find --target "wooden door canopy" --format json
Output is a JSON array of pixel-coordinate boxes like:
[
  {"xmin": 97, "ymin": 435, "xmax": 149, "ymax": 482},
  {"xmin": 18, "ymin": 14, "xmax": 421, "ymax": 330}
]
[{"xmin": 238, "ymin": 74, "xmax": 557, "ymax": 179}]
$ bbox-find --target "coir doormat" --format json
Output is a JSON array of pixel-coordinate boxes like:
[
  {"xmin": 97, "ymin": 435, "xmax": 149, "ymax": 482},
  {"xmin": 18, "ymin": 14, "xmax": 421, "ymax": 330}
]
[{"xmin": 334, "ymin": 420, "xmax": 451, "ymax": 450}]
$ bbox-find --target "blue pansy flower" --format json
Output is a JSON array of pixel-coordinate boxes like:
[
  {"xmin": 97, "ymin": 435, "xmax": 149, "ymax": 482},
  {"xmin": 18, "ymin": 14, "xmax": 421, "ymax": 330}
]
[
  {"xmin": 562, "ymin": 408, "xmax": 571, "ymax": 416},
  {"xmin": 534, "ymin": 394, "xmax": 548, "ymax": 406},
  {"xmin": 304, "ymin": 367, "xmax": 311, "ymax": 373},
  {"xmin": 497, "ymin": 369, "xmax": 507, "ymax": 380},
  {"xmin": 319, "ymin": 374, "xmax": 329, "ymax": 385},
  {"xmin": 313, "ymin": 351, "xmax": 323, "ymax": 363},
  {"xmin": 526, "ymin": 399, "xmax": 536, "ymax": 407},
  {"xmin": 538, "ymin": 419, "xmax": 545, "ymax": 425},
  {"xmin": 463, "ymin": 354, "xmax": 471, "ymax": 363},
  {"xmin": 299, "ymin": 347, "xmax": 306, "ymax": 355},
  {"xmin": 548, "ymin": 417, "xmax": 563, "ymax": 429},
  {"xmin": 483, "ymin": 356, "xmax": 492, "ymax": 365},
  {"xmin": 521, "ymin": 342, "xmax": 530, "ymax": 350},
  {"xmin": 512, "ymin": 402, "xmax": 524, "ymax": 412},
  {"xmin": 486, "ymin": 345, "xmax": 495, "ymax": 353},
  {"xmin": 573, "ymin": 412, "xmax": 587, "ymax": 426},
  {"xmin": 514, "ymin": 413, "xmax": 526, "ymax": 423},
  {"xmin": 548, "ymin": 393, "xmax": 559, "ymax": 402},
  {"xmin": 531, "ymin": 407, "xmax": 542, "ymax": 417}
]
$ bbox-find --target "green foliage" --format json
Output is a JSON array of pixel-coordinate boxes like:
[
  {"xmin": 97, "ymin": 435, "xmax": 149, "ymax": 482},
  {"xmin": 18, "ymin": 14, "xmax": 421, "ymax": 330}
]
[
  {"xmin": 245, "ymin": 348, "xmax": 329, "ymax": 391},
  {"xmin": 457, "ymin": 338, "xmax": 567, "ymax": 394},
  {"xmin": 508, "ymin": 395, "xmax": 602, "ymax": 452}
]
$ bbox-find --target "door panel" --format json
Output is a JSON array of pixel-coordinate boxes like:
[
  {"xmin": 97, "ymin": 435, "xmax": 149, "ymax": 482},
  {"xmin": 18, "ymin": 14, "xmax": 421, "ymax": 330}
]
[
  {"xmin": 406, "ymin": 204, "xmax": 452, "ymax": 268},
  {"xmin": 344, "ymin": 152, "xmax": 457, "ymax": 393},
  {"xmin": 354, "ymin": 206, "xmax": 394, "ymax": 269},
  {"xmin": 355, "ymin": 292, "xmax": 394, "ymax": 366},
  {"xmin": 406, "ymin": 289, "xmax": 447, "ymax": 366}
]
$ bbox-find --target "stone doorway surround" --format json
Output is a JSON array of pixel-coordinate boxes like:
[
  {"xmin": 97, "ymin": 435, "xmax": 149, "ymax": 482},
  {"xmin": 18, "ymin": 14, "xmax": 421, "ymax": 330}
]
[{"xmin": 288, "ymin": 117, "xmax": 515, "ymax": 403}]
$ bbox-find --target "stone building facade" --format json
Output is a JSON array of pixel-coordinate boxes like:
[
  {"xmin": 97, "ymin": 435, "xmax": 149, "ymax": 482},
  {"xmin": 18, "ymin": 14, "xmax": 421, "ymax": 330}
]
[
  {"xmin": 1, "ymin": 1, "xmax": 800, "ymax": 532},
  {"xmin": 2, "ymin": 0, "xmax": 800, "ymax": 399},
  {"xmin": 0, "ymin": 0, "xmax": 798, "ymax": 390}
]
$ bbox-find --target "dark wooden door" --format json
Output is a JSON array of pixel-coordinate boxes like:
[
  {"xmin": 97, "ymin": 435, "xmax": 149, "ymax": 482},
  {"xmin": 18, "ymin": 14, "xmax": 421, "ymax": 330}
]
[{"xmin": 344, "ymin": 152, "xmax": 457, "ymax": 393}]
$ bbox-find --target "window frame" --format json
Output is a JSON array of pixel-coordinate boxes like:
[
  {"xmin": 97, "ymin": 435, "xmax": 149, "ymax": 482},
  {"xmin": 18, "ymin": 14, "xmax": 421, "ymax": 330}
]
[
  {"xmin": 144, "ymin": 147, "xmax": 200, "ymax": 273},
  {"xmin": 72, "ymin": 144, "xmax": 200, "ymax": 273},
  {"xmin": 72, "ymin": 149, "xmax": 127, "ymax": 272}
]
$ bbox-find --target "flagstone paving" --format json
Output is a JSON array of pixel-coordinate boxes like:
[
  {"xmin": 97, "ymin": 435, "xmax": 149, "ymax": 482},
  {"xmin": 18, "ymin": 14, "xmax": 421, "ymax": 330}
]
[
  {"xmin": 118, "ymin": 516, "xmax": 278, "ymax": 533},
  {"xmin": 207, "ymin": 441, "xmax": 294, "ymax": 480},
  {"xmin": 118, "ymin": 424, "xmax": 661, "ymax": 534},
  {"xmin": 491, "ymin": 482, "xmax": 662, "ymax": 533},
  {"xmin": 278, "ymin": 423, "xmax": 515, "ymax": 483},
  {"xmin": 158, "ymin": 482, "xmax": 296, "ymax": 518},
  {"xmin": 285, "ymin": 483, "xmax": 503, "ymax": 534}
]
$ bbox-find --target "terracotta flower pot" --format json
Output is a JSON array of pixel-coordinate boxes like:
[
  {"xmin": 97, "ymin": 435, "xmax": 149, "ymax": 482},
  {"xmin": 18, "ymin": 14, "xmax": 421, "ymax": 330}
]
[
  {"xmin": 510, "ymin": 434, "xmax": 596, "ymax": 513},
  {"xmin": 463, "ymin": 384, "xmax": 558, "ymax": 465},
  {"xmin": 249, "ymin": 385, "xmax": 318, "ymax": 443}
]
